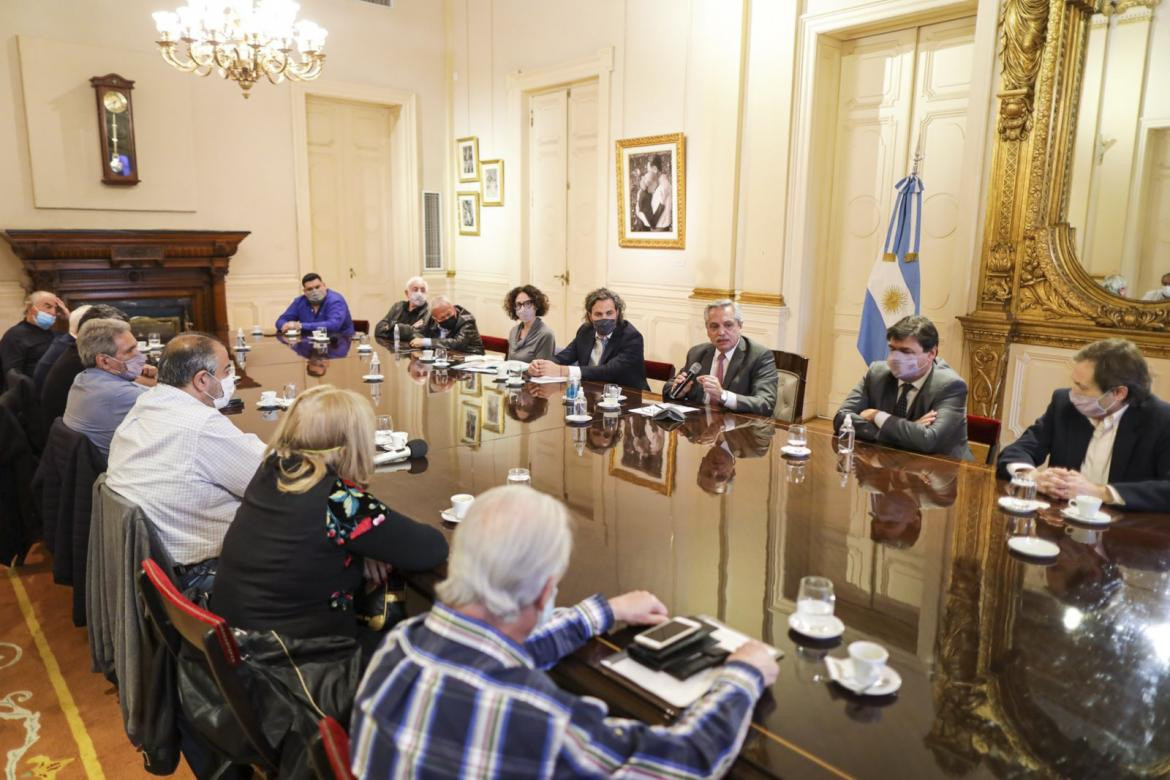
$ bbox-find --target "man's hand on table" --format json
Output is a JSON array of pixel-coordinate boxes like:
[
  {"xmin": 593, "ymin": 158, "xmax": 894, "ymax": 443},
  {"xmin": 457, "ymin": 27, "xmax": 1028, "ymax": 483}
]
[
  {"xmin": 728, "ymin": 640, "xmax": 779, "ymax": 686},
  {"xmin": 1027, "ymin": 466, "xmax": 1109, "ymax": 502},
  {"xmin": 281, "ymin": 320, "xmax": 300, "ymax": 333},
  {"xmin": 607, "ymin": 590, "xmax": 668, "ymax": 626},
  {"xmin": 410, "ymin": 337, "xmax": 425, "ymax": 349},
  {"xmin": 528, "ymin": 359, "xmax": 564, "ymax": 378}
]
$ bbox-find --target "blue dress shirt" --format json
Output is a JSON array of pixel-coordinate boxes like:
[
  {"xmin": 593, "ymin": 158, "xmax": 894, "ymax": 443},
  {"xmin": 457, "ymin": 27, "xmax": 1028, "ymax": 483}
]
[{"xmin": 274, "ymin": 289, "xmax": 355, "ymax": 336}]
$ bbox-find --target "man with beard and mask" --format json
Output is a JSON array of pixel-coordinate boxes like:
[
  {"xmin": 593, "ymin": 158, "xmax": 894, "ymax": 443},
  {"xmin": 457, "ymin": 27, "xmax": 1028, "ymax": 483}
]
[
  {"xmin": 62, "ymin": 319, "xmax": 150, "ymax": 456},
  {"xmin": 375, "ymin": 275, "xmax": 430, "ymax": 342},
  {"xmin": 275, "ymin": 273, "xmax": 355, "ymax": 336},
  {"xmin": 529, "ymin": 287, "xmax": 650, "ymax": 391},
  {"xmin": 998, "ymin": 338, "xmax": 1170, "ymax": 512},
  {"xmin": 833, "ymin": 315, "xmax": 972, "ymax": 460},
  {"xmin": 107, "ymin": 334, "xmax": 265, "ymax": 594}
]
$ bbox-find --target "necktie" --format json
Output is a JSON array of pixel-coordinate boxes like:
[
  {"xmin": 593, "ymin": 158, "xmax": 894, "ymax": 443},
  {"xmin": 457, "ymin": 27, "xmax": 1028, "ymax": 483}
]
[
  {"xmin": 715, "ymin": 353, "xmax": 726, "ymax": 384},
  {"xmin": 893, "ymin": 383, "xmax": 912, "ymax": 418},
  {"xmin": 590, "ymin": 336, "xmax": 605, "ymax": 366}
]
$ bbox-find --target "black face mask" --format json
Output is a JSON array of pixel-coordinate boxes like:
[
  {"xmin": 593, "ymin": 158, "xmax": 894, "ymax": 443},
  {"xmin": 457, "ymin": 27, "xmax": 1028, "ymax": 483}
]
[{"xmin": 593, "ymin": 318, "xmax": 617, "ymax": 337}]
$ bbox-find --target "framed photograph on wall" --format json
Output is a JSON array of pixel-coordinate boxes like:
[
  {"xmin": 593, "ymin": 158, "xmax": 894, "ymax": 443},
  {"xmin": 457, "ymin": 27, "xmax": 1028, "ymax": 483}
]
[
  {"xmin": 608, "ymin": 416, "xmax": 678, "ymax": 495},
  {"xmin": 481, "ymin": 159, "xmax": 504, "ymax": 206},
  {"xmin": 457, "ymin": 192, "xmax": 481, "ymax": 236},
  {"xmin": 456, "ymin": 136, "xmax": 480, "ymax": 182},
  {"xmin": 482, "ymin": 389, "xmax": 505, "ymax": 433},
  {"xmin": 459, "ymin": 372, "xmax": 481, "ymax": 397},
  {"xmin": 616, "ymin": 133, "xmax": 686, "ymax": 249},
  {"xmin": 460, "ymin": 401, "xmax": 482, "ymax": 446}
]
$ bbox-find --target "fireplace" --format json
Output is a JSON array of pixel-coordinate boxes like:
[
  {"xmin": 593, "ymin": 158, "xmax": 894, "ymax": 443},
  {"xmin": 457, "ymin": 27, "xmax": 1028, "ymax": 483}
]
[{"xmin": 2, "ymin": 229, "xmax": 249, "ymax": 336}]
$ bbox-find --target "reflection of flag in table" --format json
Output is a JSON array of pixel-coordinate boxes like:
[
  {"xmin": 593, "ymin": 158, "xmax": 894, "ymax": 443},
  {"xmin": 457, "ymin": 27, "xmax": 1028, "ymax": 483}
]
[{"xmin": 857, "ymin": 171, "xmax": 923, "ymax": 365}]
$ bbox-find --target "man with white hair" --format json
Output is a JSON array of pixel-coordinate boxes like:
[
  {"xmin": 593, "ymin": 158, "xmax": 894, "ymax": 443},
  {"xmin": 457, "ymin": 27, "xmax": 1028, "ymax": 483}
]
[
  {"xmin": 375, "ymin": 276, "xmax": 431, "ymax": 341},
  {"xmin": 409, "ymin": 295, "xmax": 484, "ymax": 354},
  {"xmin": 351, "ymin": 485, "xmax": 778, "ymax": 778},
  {"xmin": 33, "ymin": 304, "xmax": 90, "ymax": 390},
  {"xmin": 63, "ymin": 318, "xmax": 149, "ymax": 456},
  {"xmin": 1, "ymin": 290, "xmax": 69, "ymax": 377}
]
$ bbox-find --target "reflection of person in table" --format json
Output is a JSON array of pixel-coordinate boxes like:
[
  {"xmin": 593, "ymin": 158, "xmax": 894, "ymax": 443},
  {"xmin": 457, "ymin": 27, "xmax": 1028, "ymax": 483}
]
[
  {"xmin": 621, "ymin": 416, "xmax": 665, "ymax": 478},
  {"xmin": 853, "ymin": 447, "xmax": 959, "ymax": 549},
  {"xmin": 505, "ymin": 387, "xmax": 548, "ymax": 422},
  {"xmin": 692, "ymin": 420, "xmax": 774, "ymax": 495}
]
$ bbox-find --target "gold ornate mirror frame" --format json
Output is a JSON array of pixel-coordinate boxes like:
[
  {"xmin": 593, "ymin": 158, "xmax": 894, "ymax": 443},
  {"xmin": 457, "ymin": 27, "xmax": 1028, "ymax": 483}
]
[{"xmin": 959, "ymin": 0, "xmax": 1170, "ymax": 418}]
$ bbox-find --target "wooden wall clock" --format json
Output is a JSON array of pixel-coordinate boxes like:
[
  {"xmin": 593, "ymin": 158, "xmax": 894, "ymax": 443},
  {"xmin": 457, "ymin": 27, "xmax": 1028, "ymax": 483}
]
[{"xmin": 90, "ymin": 74, "xmax": 140, "ymax": 185}]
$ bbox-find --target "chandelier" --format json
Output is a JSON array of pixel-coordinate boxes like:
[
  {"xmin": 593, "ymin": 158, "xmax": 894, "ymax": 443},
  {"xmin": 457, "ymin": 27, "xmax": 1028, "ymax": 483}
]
[{"xmin": 152, "ymin": 0, "xmax": 327, "ymax": 98}]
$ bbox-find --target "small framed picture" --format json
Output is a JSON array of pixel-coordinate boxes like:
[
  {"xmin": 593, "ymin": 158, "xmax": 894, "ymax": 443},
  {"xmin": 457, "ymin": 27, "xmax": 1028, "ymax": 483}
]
[
  {"xmin": 608, "ymin": 416, "xmax": 678, "ymax": 495},
  {"xmin": 460, "ymin": 401, "xmax": 482, "ymax": 446},
  {"xmin": 457, "ymin": 192, "xmax": 481, "ymax": 236},
  {"xmin": 616, "ymin": 133, "xmax": 686, "ymax": 249},
  {"xmin": 481, "ymin": 159, "xmax": 504, "ymax": 206},
  {"xmin": 459, "ymin": 372, "xmax": 481, "ymax": 397},
  {"xmin": 482, "ymin": 389, "xmax": 504, "ymax": 433},
  {"xmin": 456, "ymin": 136, "xmax": 480, "ymax": 182}
]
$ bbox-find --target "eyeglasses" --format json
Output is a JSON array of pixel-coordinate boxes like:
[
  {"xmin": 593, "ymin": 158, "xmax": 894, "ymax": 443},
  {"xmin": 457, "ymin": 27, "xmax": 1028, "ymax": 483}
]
[{"xmin": 515, "ymin": 300, "xmax": 535, "ymax": 309}]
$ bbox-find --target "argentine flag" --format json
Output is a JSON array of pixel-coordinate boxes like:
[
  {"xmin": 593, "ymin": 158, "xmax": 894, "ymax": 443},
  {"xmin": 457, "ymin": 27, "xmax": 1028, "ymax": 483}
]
[{"xmin": 857, "ymin": 172, "xmax": 924, "ymax": 365}]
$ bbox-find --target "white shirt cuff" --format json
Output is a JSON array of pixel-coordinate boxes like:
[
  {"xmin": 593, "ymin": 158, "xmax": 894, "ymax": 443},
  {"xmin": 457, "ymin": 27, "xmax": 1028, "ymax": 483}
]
[
  {"xmin": 874, "ymin": 411, "xmax": 890, "ymax": 428},
  {"xmin": 423, "ymin": 338, "xmax": 433, "ymax": 347},
  {"xmin": 568, "ymin": 366, "xmax": 581, "ymax": 381},
  {"xmin": 1105, "ymin": 485, "xmax": 1124, "ymax": 506},
  {"xmin": 1006, "ymin": 462, "xmax": 1035, "ymax": 476},
  {"xmin": 721, "ymin": 390, "xmax": 738, "ymax": 410}
]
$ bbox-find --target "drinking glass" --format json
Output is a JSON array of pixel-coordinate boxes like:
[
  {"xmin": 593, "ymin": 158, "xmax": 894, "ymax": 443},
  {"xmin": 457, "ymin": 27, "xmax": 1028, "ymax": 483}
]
[
  {"xmin": 796, "ymin": 576, "xmax": 835, "ymax": 617},
  {"xmin": 506, "ymin": 468, "xmax": 531, "ymax": 486},
  {"xmin": 788, "ymin": 424, "xmax": 808, "ymax": 448},
  {"xmin": 436, "ymin": 347, "xmax": 448, "ymax": 364},
  {"xmin": 359, "ymin": 333, "xmax": 370, "ymax": 348},
  {"xmin": 786, "ymin": 461, "xmax": 807, "ymax": 485},
  {"xmin": 148, "ymin": 332, "xmax": 161, "ymax": 349},
  {"xmin": 376, "ymin": 415, "xmax": 394, "ymax": 433},
  {"xmin": 282, "ymin": 383, "xmax": 297, "ymax": 404},
  {"xmin": 604, "ymin": 384, "xmax": 621, "ymax": 401},
  {"xmin": 1009, "ymin": 475, "xmax": 1037, "ymax": 503}
]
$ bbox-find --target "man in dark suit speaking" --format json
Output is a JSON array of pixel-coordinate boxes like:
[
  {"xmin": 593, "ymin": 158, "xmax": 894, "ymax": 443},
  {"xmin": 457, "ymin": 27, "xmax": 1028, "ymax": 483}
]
[
  {"xmin": 529, "ymin": 287, "xmax": 649, "ymax": 390},
  {"xmin": 833, "ymin": 315, "xmax": 972, "ymax": 460},
  {"xmin": 666, "ymin": 300, "xmax": 778, "ymax": 417},
  {"xmin": 997, "ymin": 338, "xmax": 1170, "ymax": 512}
]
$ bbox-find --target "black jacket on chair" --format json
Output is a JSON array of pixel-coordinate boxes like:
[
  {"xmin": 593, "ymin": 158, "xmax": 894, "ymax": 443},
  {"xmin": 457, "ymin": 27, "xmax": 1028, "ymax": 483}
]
[
  {"xmin": 553, "ymin": 320, "xmax": 650, "ymax": 391},
  {"xmin": 997, "ymin": 389, "xmax": 1170, "ymax": 512},
  {"xmin": 0, "ymin": 398, "xmax": 39, "ymax": 567}
]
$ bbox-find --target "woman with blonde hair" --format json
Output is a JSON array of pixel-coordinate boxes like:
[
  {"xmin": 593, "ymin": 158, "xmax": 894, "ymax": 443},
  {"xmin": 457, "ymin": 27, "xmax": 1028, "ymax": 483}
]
[{"xmin": 211, "ymin": 385, "xmax": 447, "ymax": 644}]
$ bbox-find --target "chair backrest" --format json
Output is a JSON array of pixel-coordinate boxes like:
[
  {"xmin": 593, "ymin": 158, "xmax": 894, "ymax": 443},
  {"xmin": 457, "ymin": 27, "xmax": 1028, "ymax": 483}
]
[
  {"xmin": 129, "ymin": 316, "xmax": 181, "ymax": 342},
  {"xmin": 481, "ymin": 334, "xmax": 508, "ymax": 354},
  {"xmin": 139, "ymin": 558, "xmax": 223, "ymax": 649},
  {"xmin": 966, "ymin": 413, "xmax": 1002, "ymax": 466},
  {"xmin": 352, "ymin": 319, "xmax": 370, "ymax": 335},
  {"xmin": 644, "ymin": 360, "xmax": 676, "ymax": 383},
  {"xmin": 310, "ymin": 717, "xmax": 355, "ymax": 780},
  {"xmin": 771, "ymin": 351, "xmax": 809, "ymax": 423},
  {"xmin": 4, "ymin": 369, "xmax": 47, "ymax": 452},
  {"xmin": 201, "ymin": 624, "xmax": 282, "ymax": 773}
]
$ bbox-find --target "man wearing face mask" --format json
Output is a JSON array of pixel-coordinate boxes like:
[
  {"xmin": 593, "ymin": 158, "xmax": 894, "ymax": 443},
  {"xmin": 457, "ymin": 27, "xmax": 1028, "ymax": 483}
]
[
  {"xmin": 998, "ymin": 338, "xmax": 1170, "ymax": 512},
  {"xmin": 833, "ymin": 315, "xmax": 973, "ymax": 460},
  {"xmin": 375, "ymin": 275, "xmax": 431, "ymax": 342},
  {"xmin": 1140, "ymin": 272, "xmax": 1170, "ymax": 302},
  {"xmin": 62, "ymin": 319, "xmax": 150, "ymax": 456},
  {"xmin": 1, "ymin": 291, "xmax": 69, "ymax": 378},
  {"xmin": 529, "ymin": 287, "xmax": 650, "ymax": 391},
  {"xmin": 107, "ymin": 334, "xmax": 265, "ymax": 594},
  {"xmin": 275, "ymin": 273, "xmax": 355, "ymax": 336},
  {"xmin": 408, "ymin": 295, "xmax": 484, "ymax": 354}
]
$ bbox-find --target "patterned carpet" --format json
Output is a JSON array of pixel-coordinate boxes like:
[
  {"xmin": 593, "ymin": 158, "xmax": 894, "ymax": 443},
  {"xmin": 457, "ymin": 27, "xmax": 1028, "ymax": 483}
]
[{"xmin": 0, "ymin": 544, "xmax": 194, "ymax": 779}]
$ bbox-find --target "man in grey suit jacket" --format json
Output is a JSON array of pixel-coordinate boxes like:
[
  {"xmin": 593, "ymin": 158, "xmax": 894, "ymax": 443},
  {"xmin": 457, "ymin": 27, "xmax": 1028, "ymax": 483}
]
[
  {"xmin": 833, "ymin": 315, "xmax": 972, "ymax": 461},
  {"xmin": 666, "ymin": 300, "xmax": 779, "ymax": 417}
]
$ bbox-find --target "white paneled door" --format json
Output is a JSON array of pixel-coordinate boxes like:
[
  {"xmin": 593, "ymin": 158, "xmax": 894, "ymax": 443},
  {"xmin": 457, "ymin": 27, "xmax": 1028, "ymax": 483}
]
[
  {"xmin": 816, "ymin": 18, "xmax": 975, "ymax": 417},
  {"xmin": 305, "ymin": 95, "xmax": 397, "ymax": 325}
]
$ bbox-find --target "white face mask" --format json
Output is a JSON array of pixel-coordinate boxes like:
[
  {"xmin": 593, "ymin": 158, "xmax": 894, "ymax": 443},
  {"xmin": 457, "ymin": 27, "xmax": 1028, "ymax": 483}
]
[
  {"xmin": 203, "ymin": 372, "xmax": 236, "ymax": 409},
  {"xmin": 516, "ymin": 306, "xmax": 536, "ymax": 323},
  {"xmin": 305, "ymin": 289, "xmax": 326, "ymax": 304},
  {"xmin": 887, "ymin": 351, "xmax": 927, "ymax": 381},
  {"xmin": 1162, "ymin": 284, "xmax": 1170, "ymax": 298},
  {"xmin": 408, "ymin": 291, "xmax": 427, "ymax": 307}
]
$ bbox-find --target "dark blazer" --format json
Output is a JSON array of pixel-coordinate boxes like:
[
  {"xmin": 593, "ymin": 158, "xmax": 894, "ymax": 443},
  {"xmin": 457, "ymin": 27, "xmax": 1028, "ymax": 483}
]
[
  {"xmin": 41, "ymin": 343, "xmax": 84, "ymax": 429},
  {"xmin": 375, "ymin": 300, "xmax": 429, "ymax": 341},
  {"xmin": 833, "ymin": 358, "xmax": 973, "ymax": 461},
  {"xmin": 553, "ymin": 320, "xmax": 649, "ymax": 391},
  {"xmin": 673, "ymin": 337, "xmax": 779, "ymax": 417},
  {"xmin": 414, "ymin": 305, "xmax": 484, "ymax": 355},
  {"xmin": 997, "ymin": 389, "xmax": 1170, "ymax": 512}
]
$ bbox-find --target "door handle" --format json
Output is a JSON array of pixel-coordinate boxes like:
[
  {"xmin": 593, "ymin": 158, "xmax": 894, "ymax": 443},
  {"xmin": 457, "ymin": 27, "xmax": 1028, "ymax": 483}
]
[{"xmin": 553, "ymin": 270, "xmax": 570, "ymax": 285}]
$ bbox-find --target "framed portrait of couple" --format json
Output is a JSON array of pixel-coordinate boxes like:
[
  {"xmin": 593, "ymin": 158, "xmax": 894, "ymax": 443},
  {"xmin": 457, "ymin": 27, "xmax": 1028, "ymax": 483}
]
[{"xmin": 616, "ymin": 133, "xmax": 686, "ymax": 249}]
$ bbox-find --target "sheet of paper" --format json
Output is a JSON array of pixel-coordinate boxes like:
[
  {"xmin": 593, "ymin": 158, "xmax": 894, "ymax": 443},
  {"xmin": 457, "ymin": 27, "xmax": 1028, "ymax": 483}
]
[
  {"xmin": 629, "ymin": 402, "xmax": 700, "ymax": 417},
  {"xmin": 528, "ymin": 376, "xmax": 568, "ymax": 384},
  {"xmin": 454, "ymin": 365, "xmax": 500, "ymax": 374}
]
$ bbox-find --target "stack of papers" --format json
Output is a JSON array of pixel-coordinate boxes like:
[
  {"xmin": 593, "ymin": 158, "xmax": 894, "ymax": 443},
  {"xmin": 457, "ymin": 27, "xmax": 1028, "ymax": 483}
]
[
  {"xmin": 629, "ymin": 403, "xmax": 699, "ymax": 417},
  {"xmin": 529, "ymin": 376, "xmax": 568, "ymax": 384}
]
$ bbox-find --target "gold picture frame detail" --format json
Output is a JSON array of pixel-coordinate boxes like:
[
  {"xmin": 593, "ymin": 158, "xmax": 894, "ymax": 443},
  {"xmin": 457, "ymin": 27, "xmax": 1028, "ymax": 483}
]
[
  {"xmin": 460, "ymin": 400, "xmax": 482, "ymax": 446},
  {"xmin": 457, "ymin": 192, "xmax": 481, "ymax": 236},
  {"xmin": 459, "ymin": 372, "xmax": 481, "ymax": 398},
  {"xmin": 616, "ymin": 132, "xmax": 686, "ymax": 249},
  {"xmin": 607, "ymin": 423, "xmax": 678, "ymax": 496},
  {"xmin": 481, "ymin": 159, "xmax": 504, "ymax": 206},
  {"xmin": 482, "ymin": 389, "xmax": 505, "ymax": 433},
  {"xmin": 456, "ymin": 136, "xmax": 480, "ymax": 182}
]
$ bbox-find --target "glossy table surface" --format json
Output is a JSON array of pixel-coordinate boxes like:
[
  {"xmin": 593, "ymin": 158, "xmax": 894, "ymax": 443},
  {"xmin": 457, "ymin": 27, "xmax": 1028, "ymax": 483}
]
[{"xmin": 225, "ymin": 335, "xmax": 1170, "ymax": 779}]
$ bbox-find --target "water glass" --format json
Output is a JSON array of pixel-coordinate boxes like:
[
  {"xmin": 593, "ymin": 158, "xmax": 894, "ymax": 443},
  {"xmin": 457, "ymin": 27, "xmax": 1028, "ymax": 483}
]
[
  {"xmin": 436, "ymin": 347, "xmax": 448, "ymax": 364},
  {"xmin": 376, "ymin": 415, "xmax": 394, "ymax": 433},
  {"xmin": 786, "ymin": 461, "xmax": 807, "ymax": 485},
  {"xmin": 313, "ymin": 327, "xmax": 326, "ymax": 340},
  {"xmin": 796, "ymin": 576, "xmax": 835, "ymax": 617},
  {"xmin": 359, "ymin": 333, "xmax": 370, "ymax": 348},
  {"xmin": 1009, "ymin": 475, "xmax": 1037, "ymax": 503},
  {"xmin": 788, "ymin": 424, "xmax": 808, "ymax": 448},
  {"xmin": 603, "ymin": 384, "xmax": 621, "ymax": 401},
  {"xmin": 496, "ymin": 363, "xmax": 508, "ymax": 381},
  {"xmin": 148, "ymin": 332, "xmax": 161, "ymax": 349},
  {"xmin": 282, "ymin": 383, "xmax": 297, "ymax": 404},
  {"xmin": 506, "ymin": 468, "xmax": 531, "ymax": 486}
]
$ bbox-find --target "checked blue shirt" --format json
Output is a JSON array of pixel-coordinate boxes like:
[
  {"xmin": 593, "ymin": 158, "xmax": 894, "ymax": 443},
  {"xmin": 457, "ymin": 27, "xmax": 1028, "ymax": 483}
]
[{"xmin": 350, "ymin": 595, "xmax": 765, "ymax": 778}]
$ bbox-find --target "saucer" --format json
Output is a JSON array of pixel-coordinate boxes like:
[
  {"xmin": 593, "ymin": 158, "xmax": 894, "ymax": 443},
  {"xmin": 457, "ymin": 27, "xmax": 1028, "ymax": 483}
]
[
  {"xmin": 566, "ymin": 413, "xmax": 592, "ymax": 424},
  {"xmin": 251, "ymin": 327, "xmax": 263, "ymax": 335},
  {"xmin": 285, "ymin": 330, "xmax": 301, "ymax": 337},
  {"xmin": 357, "ymin": 344, "xmax": 373, "ymax": 352},
  {"xmin": 255, "ymin": 399, "xmax": 288, "ymax": 410},
  {"xmin": 787, "ymin": 612, "xmax": 845, "ymax": 641},
  {"xmin": 440, "ymin": 509, "xmax": 462, "ymax": 524},
  {"xmin": 506, "ymin": 378, "xmax": 526, "ymax": 387},
  {"xmin": 824, "ymin": 656, "xmax": 902, "ymax": 696},
  {"xmin": 998, "ymin": 496, "xmax": 1051, "ymax": 515},
  {"xmin": 1007, "ymin": 536, "xmax": 1060, "ymax": 559},
  {"xmin": 419, "ymin": 357, "xmax": 436, "ymax": 363},
  {"xmin": 781, "ymin": 445, "xmax": 812, "ymax": 458},
  {"xmin": 1060, "ymin": 507, "xmax": 1113, "ymax": 526},
  {"xmin": 433, "ymin": 361, "xmax": 451, "ymax": 368},
  {"xmin": 309, "ymin": 335, "xmax": 330, "ymax": 342},
  {"xmin": 362, "ymin": 374, "xmax": 385, "ymax": 382},
  {"xmin": 597, "ymin": 400, "xmax": 622, "ymax": 410}
]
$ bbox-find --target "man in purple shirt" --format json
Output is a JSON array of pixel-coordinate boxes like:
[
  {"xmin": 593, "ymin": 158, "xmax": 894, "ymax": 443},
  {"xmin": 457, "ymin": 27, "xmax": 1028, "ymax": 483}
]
[{"xmin": 275, "ymin": 273, "xmax": 355, "ymax": 336}]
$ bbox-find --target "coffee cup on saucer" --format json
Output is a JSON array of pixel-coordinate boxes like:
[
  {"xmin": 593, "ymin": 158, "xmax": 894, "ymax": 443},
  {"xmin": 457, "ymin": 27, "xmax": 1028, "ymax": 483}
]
[
  {"xmin": 1067, "ymin": 494, "xmax": 1103, "ymax": 521},
  {"xmin": 421, "ymin": 349, "xmax": 435, "ymax": 361},
  {"xmin": 847, "ymin": 641, "xmax": 888, "ymax": 687},
  {"xmin": 259, "ymin": 390, "xmax": 278, "ymax": 407},
  {"xmin": 451, "ymin": 493, "xmax": 474, "ymax": 520}
]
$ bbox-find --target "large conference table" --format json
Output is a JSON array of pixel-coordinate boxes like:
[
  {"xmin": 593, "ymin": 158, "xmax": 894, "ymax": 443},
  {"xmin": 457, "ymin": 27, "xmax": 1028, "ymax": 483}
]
[{"xmin": 225, "ymin": 333, "xmax": 1170, "ymax": 779}]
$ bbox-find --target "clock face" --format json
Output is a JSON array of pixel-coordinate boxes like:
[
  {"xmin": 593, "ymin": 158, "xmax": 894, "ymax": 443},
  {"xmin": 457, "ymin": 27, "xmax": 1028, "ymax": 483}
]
[{"xmin": 102, "ymin": 90, "xmax": 128, "ymax": 114}]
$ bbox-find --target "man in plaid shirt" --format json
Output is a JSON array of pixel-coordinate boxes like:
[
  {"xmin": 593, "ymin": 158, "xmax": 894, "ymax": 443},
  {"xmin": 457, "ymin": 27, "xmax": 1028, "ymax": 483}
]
[{"xmin": 351, "ymin": 485, "xmax": 779, "ymax": 778}]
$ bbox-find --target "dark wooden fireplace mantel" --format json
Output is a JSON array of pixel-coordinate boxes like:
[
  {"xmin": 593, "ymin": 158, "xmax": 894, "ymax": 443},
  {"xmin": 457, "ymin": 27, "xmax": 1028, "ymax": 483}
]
[{"xmin": 2, "ymin": 229, "xmax": 249, "ymax": 334}]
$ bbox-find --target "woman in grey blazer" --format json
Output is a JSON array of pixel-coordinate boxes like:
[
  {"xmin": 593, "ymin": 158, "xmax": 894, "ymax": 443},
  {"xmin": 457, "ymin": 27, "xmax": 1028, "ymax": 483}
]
[{"xmin": 504, "ymin": 285, "xmax": 556, "ymax": 362}]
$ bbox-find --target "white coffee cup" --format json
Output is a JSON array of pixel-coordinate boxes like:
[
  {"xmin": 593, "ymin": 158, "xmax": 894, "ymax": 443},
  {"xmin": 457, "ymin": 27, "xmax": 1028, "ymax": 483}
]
[
  {"xmin": 451, "ymin": 493, "xmax": 474, "ymax": 519},
  {"xmin": 1068, "ymin": 494, "xmax": 1103, "ymax": 520},
  {"xmin": 847, "ymin": 640, "xmax": 888, "ymax": 687},
  {"xmin": 421, "ymin": 349, "xmax": 435, "ymax": 361},
  {"xmin": 259, "ymin": 390, "xmax": 278, "ymax": 406},
  {"xmin": 390, "ymin": 431, "xmax": 408, "ymax": 449}
]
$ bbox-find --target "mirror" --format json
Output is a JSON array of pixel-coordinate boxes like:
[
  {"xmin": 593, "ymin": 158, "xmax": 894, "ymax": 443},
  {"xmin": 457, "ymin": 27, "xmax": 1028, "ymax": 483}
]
[{"xmin": 1066, "ymin": 2, "xmax": 1170, "ymax": 302}]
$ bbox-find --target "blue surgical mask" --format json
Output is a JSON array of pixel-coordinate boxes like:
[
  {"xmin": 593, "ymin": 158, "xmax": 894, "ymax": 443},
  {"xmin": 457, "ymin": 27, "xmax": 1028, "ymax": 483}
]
[{"xmin": 34, "ymin": 310, "xmax": 55, "ymax": 330}]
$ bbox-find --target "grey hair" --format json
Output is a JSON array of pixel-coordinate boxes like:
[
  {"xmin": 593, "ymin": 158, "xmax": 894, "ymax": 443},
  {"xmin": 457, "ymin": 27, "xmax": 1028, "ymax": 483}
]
[
  {"xmin": 68, "ymin": 305, "xmax": 93, "ymax": 337},
  {"xmin": 78, "ymin": 318, "xmax": 131, "ymax": 367},
  {"xmin": 432, "ymin": 294, "xmax": 452, "ymax": 308},
  {"xmin": 24, "ymin": 291, "xmax": 54, "ymax": 311},
  {"xmin": 157, "ymin": 333, "xmax": 221, "ymax": 388},
  {"xmin": 436, "ymin": 485, "xmax": 572, "ymax": 622},
  {"xmin": 1101, "ymin": 275, "xmax": 1127, "ymax": 296},
  {"xmin": 704, "ymin": 299, "xmax": 743, "ymax": 324},
  {"xmin": 405, "ymin": 275, "xmax": 428, "ymax": 291},
  {"xmin": 583, "ymin": 287, "xmax": 626, "ymax": 322}
]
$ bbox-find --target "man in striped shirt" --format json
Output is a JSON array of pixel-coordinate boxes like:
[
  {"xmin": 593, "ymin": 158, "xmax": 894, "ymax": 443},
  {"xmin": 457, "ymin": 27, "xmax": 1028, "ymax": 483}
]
[{"xmin": 351, "ymin": 485, "xmax": 778, "ymax": 778}]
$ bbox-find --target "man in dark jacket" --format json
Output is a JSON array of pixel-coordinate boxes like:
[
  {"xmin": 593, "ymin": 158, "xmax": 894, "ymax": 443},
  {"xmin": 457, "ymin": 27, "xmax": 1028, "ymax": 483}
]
[
  {"xmin": 40, "ymin": 305, "xmax": 133, "ymax": 427},
  {"xmin": 408, "ymin": 296, "xmax": 484, "ymax": 355},
  {"xmin": 1, "ymin": 291, "xmax": 69, "ymax": 377},
  {"xmin": 376, "ymin": 275, "xmax": 431, "ymax": 341},
  {"xmin": 998, "ymin": 338, "xmax": 1170, "ymax": 513},
  {"xmin": 529, "ymin": 287, "xmax": 650, "ymax": 391}
]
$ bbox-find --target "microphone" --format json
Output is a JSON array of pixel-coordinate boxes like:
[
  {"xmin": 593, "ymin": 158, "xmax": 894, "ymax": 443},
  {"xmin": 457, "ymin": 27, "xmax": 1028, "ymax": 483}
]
[
  {"xmin": 665, "ymin": 362, "xmax": 703, "ymax": 400},
  {"xmin": 374, "ymin": 438, "xmax": 429, "ymax": 467}
]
